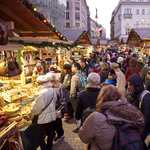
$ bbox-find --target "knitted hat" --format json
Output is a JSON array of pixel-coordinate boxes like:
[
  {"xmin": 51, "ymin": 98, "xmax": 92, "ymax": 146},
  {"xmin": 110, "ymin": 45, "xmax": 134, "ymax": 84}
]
[
  {"xmin": 63, "ymin": 64, "xmax": 71, "ymax": 70},
  {"xmin": 87, "ymin": 73, "xmax": 100, "ymax": 85},
  {"xmin": 36, "ymin": 75, "xmax": 50, "ymax": 84},
  {"xmin": 110, "ymin": 63, "xmax": 119, "ymax": 70},
  {"xmin": 36, "ymin": 60, "xmax": 42, "ymax": 67},
  {"xmin": 117, "ymin": 57, "xmax": 124, "ymax": 63},
  {"xmin": 46, "ymin": 73, "xmax": 55, "ymax": 81},
  {"xmin": 109, "ymin": 69, "xmax": 116, "ymax": 76}
]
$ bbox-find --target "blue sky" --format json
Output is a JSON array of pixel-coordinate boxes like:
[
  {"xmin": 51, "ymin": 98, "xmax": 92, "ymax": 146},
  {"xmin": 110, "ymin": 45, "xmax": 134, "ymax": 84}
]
[{"xmin": 86, "ymin": 0, "xmax": 119, "ymax": 38}]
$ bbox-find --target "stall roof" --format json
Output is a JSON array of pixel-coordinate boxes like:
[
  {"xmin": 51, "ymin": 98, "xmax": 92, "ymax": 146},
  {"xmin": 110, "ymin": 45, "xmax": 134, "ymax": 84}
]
[
  {"xmin": 10, "ymin": 37, "xmax": 73, "ymax": 45},
  {"xmin": 59, "ymin": 30, "xmax": 84, "ymax": 43},
  {"xmin": 0, "ymin": 43, "xmax": 23, "ymax": 51},
  {"xmin": 100, "ymin": 40, "xmax": 108, "ymax": 45},
  {"xmin": 0, "ymin": 0, "xmax": 59, "ymax": 39},
  {"xmin": 91, "ymin": 39, "xmax": 99, "ymax": 45},
  {"xmin": 132, "ymin": 28, "xmax": 150, "ymax": 40}
]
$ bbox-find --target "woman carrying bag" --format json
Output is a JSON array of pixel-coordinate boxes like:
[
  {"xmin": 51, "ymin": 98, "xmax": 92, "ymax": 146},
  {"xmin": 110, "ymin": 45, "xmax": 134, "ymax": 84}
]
[{"xmin": 31, "ymin": 75, "xmax": 57, "ymax": 150}]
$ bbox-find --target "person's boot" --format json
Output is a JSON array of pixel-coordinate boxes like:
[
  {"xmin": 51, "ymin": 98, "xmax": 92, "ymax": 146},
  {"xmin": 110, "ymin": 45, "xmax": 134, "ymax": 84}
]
[{"xmin": 72, "ymin": 127, "xmax": 80, "ymax": 133}]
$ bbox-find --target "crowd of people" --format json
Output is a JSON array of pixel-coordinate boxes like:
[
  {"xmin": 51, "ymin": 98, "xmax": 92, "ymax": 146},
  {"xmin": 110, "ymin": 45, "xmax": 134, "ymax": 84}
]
[{"xmin": 30, "ymin": 48, "xmax": 150, "ymax": 150}]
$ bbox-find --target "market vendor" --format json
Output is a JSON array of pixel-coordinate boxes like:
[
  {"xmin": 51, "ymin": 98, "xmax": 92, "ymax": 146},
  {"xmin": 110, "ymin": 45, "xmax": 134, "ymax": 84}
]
[{"xmin": 32, "ymin": 60, "xmax": 44, "ymax": 76}]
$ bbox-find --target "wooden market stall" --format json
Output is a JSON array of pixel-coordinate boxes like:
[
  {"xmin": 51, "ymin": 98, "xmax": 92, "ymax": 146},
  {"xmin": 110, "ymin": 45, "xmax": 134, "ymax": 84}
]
[
  {"xmin": 0, "ymin": 1, "xmax": 73, "ymax": 149},
  {"xmin": 60, "ymin": 30, "xmax": 92, "ymax": 62},
  {"xmin": 127, "ymin": 28, "xmax": 150, "ymax": 55}
]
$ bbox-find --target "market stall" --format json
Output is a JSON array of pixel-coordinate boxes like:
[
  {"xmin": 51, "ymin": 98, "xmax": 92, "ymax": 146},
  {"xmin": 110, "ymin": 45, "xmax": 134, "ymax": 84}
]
[
  {"xmin": 127, "ymin": 28, "xmax": 150, "ymax": 55},
  {"xmin": 60, "ymin": 30, "xmax": 92, "ymax": 62}
]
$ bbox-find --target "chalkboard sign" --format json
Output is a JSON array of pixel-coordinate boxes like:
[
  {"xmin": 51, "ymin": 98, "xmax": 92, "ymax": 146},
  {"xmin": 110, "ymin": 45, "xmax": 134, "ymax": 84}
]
[{"xmin": 72, "ymin": 52, "xmax": 82, "ymax": 62}]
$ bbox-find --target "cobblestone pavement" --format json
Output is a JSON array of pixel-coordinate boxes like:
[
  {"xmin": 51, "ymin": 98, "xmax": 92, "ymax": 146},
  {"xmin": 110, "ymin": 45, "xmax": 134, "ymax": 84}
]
[{"xmin": 37, "ymin": 117, "xmax": 84, "ymax": 150}]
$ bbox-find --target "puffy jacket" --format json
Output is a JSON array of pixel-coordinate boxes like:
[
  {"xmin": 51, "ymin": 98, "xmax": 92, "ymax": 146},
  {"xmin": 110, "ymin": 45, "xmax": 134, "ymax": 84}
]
[
  {"xmin": 52, "ymin": 81, "xmax": 67, "ymax": 114},
  {"xmin": 75, "ymin": 84, "xmax": 101, "ymax": 120},
  {"xmin": 81, "ymin": 65, "xmax": 93, "ymax": 77},
  {"xmin": 127, "ymin": 74, "xmax": 150, "ymax": 140},
  {"xmin": 31, "ymin": 82, "xmax": 57, "ymax": 124}
]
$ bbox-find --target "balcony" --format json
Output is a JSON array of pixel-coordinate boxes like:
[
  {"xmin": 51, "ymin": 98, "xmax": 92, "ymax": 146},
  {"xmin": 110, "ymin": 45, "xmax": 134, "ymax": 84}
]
[{"xmin": 124, "ymin": 14, "xmax": 132, "ymax": 18}]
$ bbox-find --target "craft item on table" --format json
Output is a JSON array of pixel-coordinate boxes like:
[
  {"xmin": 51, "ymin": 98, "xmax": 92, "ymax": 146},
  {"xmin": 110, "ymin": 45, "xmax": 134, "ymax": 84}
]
[
  {"xmin": 10, "ymin": 80, "xmax": 15, "ymax": 86},
  {"xmin": 0, "ymin": 96, "xmax": 5, "ymax": 107},
  {"xmin": 8, "ymin": 115, "xmax": 22, "ymax": 122}
]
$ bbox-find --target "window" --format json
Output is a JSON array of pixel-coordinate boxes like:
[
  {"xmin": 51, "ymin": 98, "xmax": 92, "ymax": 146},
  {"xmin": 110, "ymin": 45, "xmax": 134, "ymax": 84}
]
[
  {"xmin": 66, "ymin": 1, "xmax": 69, "ymax": 9},
  {"xmin": 125, "ymin": 8, "xmax": 131, "ymax": 14},
  {"xmin": 75, "ymin": 2, "xmax": 80, "ymax": 10},
  {"xmin": 142, "ymin": 18, "xmax": 145, "ymax": 24},
  {"xmin": 126, "ymin": 28, "xmax": 130, "ymax": 35},
  {"xmin": 148, "ymin": 9, "xmax": 150, "ymax": 15},
  {"xmin": 138, "ymin": 0, "xmax": 143, "ymax": 2},
  {"xmin": 136, "ymin": 9, "xmax": 139, "ymax": 15},
  {"xmin": 136, "ymin": 18, "xmax": 139, "ymax": 24},
  {"xmin": 75, "ymin": 23, "xmax": 80, "ymax": 28},
  {"xmin": 147, "ymin": 18, "xmax": 150, "ymax": 24},
  {"xmin": 66, "ymin": 12, "xmax": 69, "ymax": 20},
  {"xmin": 75, "ymin": 13, "xmax": 80, "ymax": 20},
  {"xmin": 66, "ymin": 23, "xmax": 70, "ymax": 27},
  {"xmin": 142, "ymin": 9, "xmax": 145, "ymax": 15},
  {"xmin": 148, "ymin": 0, "xmax": 150, "ymax": 2},
  {"xmin": 126, "ymin": 19, "xmax": 129, "ymax": 25}
]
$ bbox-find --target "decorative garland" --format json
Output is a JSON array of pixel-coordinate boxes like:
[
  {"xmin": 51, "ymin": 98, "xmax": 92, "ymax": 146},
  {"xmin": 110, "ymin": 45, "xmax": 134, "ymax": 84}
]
[
  {"xmin": 9, "ymin": 40, "xmax": 74, "ymax": 50},
  {"xmin": 23, "ymin": 0, "xmax": 67, "ymax": 41},
  {"xmin": 127, "ymin": 28, "xmax": 142, "ymax": 44},
  {"xmin": 16, "ymin": 50, "xmax": 23, "ymax": 71},
  {"xmin": 74, "ymin": 30, "xmax": 92, "ymax": 46}
]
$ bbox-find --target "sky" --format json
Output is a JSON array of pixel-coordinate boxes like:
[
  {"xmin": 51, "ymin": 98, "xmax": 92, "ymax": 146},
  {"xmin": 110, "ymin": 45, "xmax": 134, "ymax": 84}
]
[{"xmin": 86, "ymin": 0, "xmax": 120, "ymax": 39}]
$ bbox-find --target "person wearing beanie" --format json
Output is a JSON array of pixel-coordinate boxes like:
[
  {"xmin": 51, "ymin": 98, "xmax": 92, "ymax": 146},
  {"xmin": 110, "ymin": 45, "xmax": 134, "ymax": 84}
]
[
  {"xmin": 31, "ymin": 75, "xmax": 57, "ymax": 150},
  {"xmin": 102, "ymin": 69, "xmax": 117, "ymax": 86},
  {"xmin": 117, "ymin": 56, "xmax": 125, "ymax": 74},
  {"xmin": 137, "ymin": 57, "xmax": 145, "ymax": 73},
  {"xmin": 32, "ymin": 60, "xmax": 44, "ymax": 76},
  {"xmin": 93, "ymin": 64, "xmax": 100, "ymax": 73},
  {"xmin": 62, "ymin": 64, "xmax": 74, "ymax": 120},
  {"xmin": 111, "ymin": 63, "xmax": 126, "ymax": 97},
  {"xmin": 46, "ymin": 73, "xmax": 67, "ymax": 142},
  {"xmin": 99, "ymin": 63, "xmax": 109, "ymax": 83},
  {"xmin": 75, "ymin": 72, "xmax": 101, "ymax": 129}
]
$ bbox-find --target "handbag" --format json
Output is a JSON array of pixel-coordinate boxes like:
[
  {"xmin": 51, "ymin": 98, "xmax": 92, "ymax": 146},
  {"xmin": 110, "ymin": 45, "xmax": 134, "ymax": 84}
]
[
  {"xmin": 81, "ymin": 93, "xmax": 95, "ymax": 124},
  {"xmin": 0, "ymin": 52, "xmax": 21, "ymax": 77},
  {"xmin": 0, "ymin": 22, "xmax": 8, "ymax": 45},
  {"xmin": 56, "ymin": 110, "xmax": 62, "ymax": 118},
  {"xmin": 32, "ymin": 91, "xmax": 54, "ymax": 125}
]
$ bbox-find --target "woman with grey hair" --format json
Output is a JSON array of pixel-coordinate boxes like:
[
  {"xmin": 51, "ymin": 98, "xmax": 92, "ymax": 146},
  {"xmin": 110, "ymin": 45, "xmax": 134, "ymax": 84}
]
[{"xmin": 31, "ymin": 75, "xmax": 57, "ymax": 150}]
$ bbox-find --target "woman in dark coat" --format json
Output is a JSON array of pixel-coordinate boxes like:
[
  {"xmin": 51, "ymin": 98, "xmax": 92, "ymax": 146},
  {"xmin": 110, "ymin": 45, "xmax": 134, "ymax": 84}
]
[{"xmin": 99, "ymin": 63, "xmax": 109, "ymax": 83}]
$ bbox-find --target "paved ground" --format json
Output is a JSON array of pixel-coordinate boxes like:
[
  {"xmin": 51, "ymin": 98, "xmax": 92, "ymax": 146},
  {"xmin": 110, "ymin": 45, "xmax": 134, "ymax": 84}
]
[
  {"xmin": 37, "ymin": 117, "xmax": 84, "ymax": 150},
  {"xmin": 37, "ymin": 116, "xmax": 150, "ymax": 150}
]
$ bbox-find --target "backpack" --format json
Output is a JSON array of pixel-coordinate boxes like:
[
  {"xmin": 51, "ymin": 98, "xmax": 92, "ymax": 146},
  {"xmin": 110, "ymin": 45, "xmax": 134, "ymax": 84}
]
[
  {"xmin": 96, "ymin": 110, "xmax": 143, "ymax": 150},
  {"xmin": 76, "ymin": 74, "xmax": 89, "ymax": 92},
  {"xmin": 0, "ymin": 22, "xmax": 8, "ymax": 45},
  {"xmin": 139, "ymin": 90, "xmax": 150, "ymax": 110}
]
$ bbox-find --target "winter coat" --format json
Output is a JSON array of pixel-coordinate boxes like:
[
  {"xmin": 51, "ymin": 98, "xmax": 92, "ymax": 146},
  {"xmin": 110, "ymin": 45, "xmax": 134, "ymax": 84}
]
[
  {"xmin": 127, "ymin": 74, "xmax": 150, "ymax": 140},
  {"xmin": 52, "ymin": 81, "xmax": 67, "ymax": 114},
  {"xmin": 78, "ymin": 98, "xmax": 144, "ymax": 150},
  {"xmin": 31, "ymin": 82, "xmax": 57, "ymax": 124},
  {"xmin": 99, "ymin": 69, "xmax": 109, "ymax": 83},
  {"xmin": 32, "ymin": 66, "xmax": 44, "ymax": 76},
  {"xmin": 70, "ymin": 70, "xmax": 82, "ymax": 98},
  {"xmin": 81, "ymin": 65, "xmax": 93, "ymax": 77},
  {"xmin": 115, "ymin": 69, "xmax": 126, "ymax": 97},
  {"xmin": 141, "ymin": 65, "xmax": 150, "ymax": 88},
  {"xmin": 75, "ymin": 84, "xmax": 101, "ymax": 120},
  {"xmin": 125, "ymin": 57, "xmax": 139, "ymax": 79},
  {"xmin": 63, "ymin": 71, "xmax": 72, "ymax": 102},
  {"xmin": 60, "ymin": 70, "xmax": 66, "ymax": 84},
  {"xmin": 137, "ymin": 61, "xmax": 145, "ymax": 73}
]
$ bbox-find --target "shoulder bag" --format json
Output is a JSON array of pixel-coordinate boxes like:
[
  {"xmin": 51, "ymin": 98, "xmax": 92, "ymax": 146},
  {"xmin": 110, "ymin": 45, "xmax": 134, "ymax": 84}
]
[{"xmin": 32, "ymin": 91, "xmax": 54, "ymax": 125}]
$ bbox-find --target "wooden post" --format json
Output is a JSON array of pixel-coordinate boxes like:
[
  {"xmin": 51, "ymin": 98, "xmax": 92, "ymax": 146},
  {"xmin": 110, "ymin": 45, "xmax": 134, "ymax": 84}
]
[
  {"xmin": 20, "ymin": 50, "xmax": 26, "ymax": 86},
  {"xmin": 39, "ymin": 49, "xmax": 42, "ymax": 59}
]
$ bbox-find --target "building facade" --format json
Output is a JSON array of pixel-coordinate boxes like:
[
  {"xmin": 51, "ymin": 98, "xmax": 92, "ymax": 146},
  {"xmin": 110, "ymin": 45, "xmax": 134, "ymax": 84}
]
[
  {"xmin": 65, "ymin": 0, "xmax": 88, "ymax": 30},
  {"xmin": 111, "ymin": 0, "xmax": 150, "ymax": 41},
  {"xmin": 29, "ymin": 0, "xmax": 66, "ymax": 30}
]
